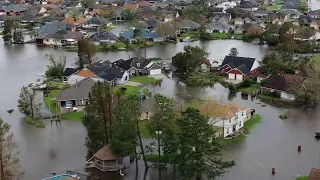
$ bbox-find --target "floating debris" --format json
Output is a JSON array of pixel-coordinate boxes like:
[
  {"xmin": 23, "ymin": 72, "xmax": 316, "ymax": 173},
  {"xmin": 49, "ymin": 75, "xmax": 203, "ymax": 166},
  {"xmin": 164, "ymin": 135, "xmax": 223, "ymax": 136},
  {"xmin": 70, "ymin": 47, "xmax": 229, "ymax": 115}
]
[
  {"xmin": 7, "ymin": 109, "xmax": 14, "ymax": 113},
  {"xmin": 261, "ymin": 104, "xmax": 267, "ymax": 107}
]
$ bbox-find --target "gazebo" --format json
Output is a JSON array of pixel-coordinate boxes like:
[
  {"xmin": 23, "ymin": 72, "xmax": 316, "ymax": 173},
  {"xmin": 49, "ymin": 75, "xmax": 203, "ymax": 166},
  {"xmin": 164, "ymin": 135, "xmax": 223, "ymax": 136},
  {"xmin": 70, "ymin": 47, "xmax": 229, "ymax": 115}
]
[{"xmin": 85, "ymin": 144, "xmax": 124, "ymax": 172}]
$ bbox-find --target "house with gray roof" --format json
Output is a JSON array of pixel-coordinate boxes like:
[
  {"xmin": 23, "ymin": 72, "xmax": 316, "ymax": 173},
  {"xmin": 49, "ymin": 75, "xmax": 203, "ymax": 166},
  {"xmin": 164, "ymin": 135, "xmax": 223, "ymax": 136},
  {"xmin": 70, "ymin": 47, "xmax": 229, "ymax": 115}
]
[
  {"xmin": 0, "ymin": 4, "xmax": 25, "ymax": 16},
  {"xmin": 82, "ymin": 17, "xmax": 110, "ymax": 30},
  {"xmin": 309, "ymin": 10, "xmax": 320, "ymax": 19},
  {"xmin": 113, "ymin": 57, "xmax": 162, "ymax": 76},
  {"xmin": 119, "ymin": 28, "xmax": 164, "ymax": 43},
  {"xmin": 212, "ymin": 12, "xmax": 231, "ymax": 23},
  {"xmin": 89, "ymin": 32, "xmax": 118, "ymax": 45},
  {"xmin": 35, "ymin": 20, "xmax": 67, "ymax": 45},
  {"xmin": 206, "ymin": 22, "xmax": 231, "ymax": 33},
  {"xmin": 20, "ymin": 14, "xmax": 36, "ymax": 26},
  {"xmin": 56, "ymin": 78, "xmax": 95, "ymax": 108},
  {"xmin": 176, "ymin": 19, "xmax": 201, "ymax": 33},
  {"xmin": 282, "ymin": 9, "xmax": 301, "ymax": 20}
]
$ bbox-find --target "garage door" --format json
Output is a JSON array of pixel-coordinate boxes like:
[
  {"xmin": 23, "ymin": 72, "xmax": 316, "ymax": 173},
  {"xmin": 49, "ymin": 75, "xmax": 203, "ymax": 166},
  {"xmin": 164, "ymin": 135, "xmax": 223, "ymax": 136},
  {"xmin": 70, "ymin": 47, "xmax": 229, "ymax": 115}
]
[
  {"xmin": 228, "ymin": 73, "xmax": 235, "ymax": 79},
  {"xmin": 236, "ymin": 74, "xmax": 243, "ymax": 80},
  {"xmin": 150, "ymin": 69, "xmax": 161, "ymax": 75}
]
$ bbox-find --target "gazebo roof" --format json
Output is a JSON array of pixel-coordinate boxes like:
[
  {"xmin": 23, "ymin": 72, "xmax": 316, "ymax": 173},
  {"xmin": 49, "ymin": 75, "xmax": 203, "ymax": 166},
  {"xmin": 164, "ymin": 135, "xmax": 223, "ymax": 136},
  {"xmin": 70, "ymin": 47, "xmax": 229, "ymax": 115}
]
[{"xmin": 93, "ymin": 144, "xmax": 118, "ymax": 161}]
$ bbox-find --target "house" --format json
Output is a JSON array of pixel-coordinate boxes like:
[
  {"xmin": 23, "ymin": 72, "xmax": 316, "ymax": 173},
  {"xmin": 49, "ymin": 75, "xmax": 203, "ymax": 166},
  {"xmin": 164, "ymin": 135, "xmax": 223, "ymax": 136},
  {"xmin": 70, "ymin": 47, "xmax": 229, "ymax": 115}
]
[
  {"xmin": 240, "ymin": 13, "xmax": 257, "ymax": 24},
  {"xmin": 161, "ymin": 10, "xmax": 179, "ymax": 22},
  {"xmin": 239, "ymin": 0, "xmax": 259, "ymax": 11},
  {"xmin": 243, "ymin": 23, "xmax": 263, "ymax": 35},
  {"xmin": 260, "ymin": 74, "xmax": 305, "ymax": 100},
  {"xmin": 253, "ymin": 9, "xmax": 268, "ymax": 18},
  {"xmin": 67, "ymin": 61, "xmax": 130, "ymax": 86},
  {"xmin": 198, "ymin": 59, "xmax": 212, "ymax": 72},
  {"xmin": 20, "ymin": 14, "xmax": 36, "ymax": 26},
  {"xmin": 199, "ymin": 103, "xmax": 252, "ymax": 138},
  {"xmin": 39, "ymin": 4, "xmax": 60, "ymax": 15},
  {"xmin": 282, "ymin": 9, "xmax": 301, "ymax": 20},
  {"xmin": 135, "ymin": 9, "xmax": 155, "ymax": 21},
  {"xmin": 309, "ymin": 168, "xmax": 320, "ymax": 180},
  {"xmin": 299, "ymin": 15, "xmax": 314, "ymax": 26},
  {"xmin": 62, "ymin": 17, "xmax": 88, "ymax": 27},
  {"xmin": 205, "ymin": 22, "xmax": 230, "ymax": 33},
  {"xmin": 36, "ymin": 20, "xmax": 67, "ymax": 45},
  {"xmin": 56, "ymin": 78, "xmax": 95, "ymax": 108},
  {"xmin": 309, "ymin": 10, "xmax": 320, "ymax": 19},
  {"xmin": 42, "ymin": 30, "xmax": 84, "ymax": 46},
  {"xmin": 216, "ymin": 1, "xmax": 237, "ymax": 12},
  {"xmin": 145, "ymin": 18, "xmax": 161, "ymax": 30},
  {"xmin": 310, "ymin": 20, "xmax": 319, "ymax": 30},
  {"xmin": 82, "ymin": 17, "xmax": 109, "ymax": 30},
  {"xmin": 119, "ymin": 28, "xmax": 164, "ymax": 43},
  {"xmin": 90, "ymin": 32, "xmax": 117, "ymax": 45},
  {"xmin": 212, "ymin": 12, "xmax": 231, "ymax": 23},
  {"xmin": 137, "ymin": 0, "xmax": 151, "ymax": 9},
  {"xmin": 62, "ymin": 67, "xmax": 79, "ymax": 82},
  {"xmin": 234, "ymin": 17, "xmax": 244, "ymax": 25},
  {"xmin": 176, "ymin": 19, "xmax": 201, "ymax": 33},
  {"xmin": 84, "ymin": 9, "xmax": 101, "ymax": 19},
  {"xmin": 234, "ymin": 25, "xmax": 244, "ymax": 34},
  {"xmin": 43, "ymin": 7, "xmax": 67, "ymax": 17},
  {"xmin": 113, "ymin": 9, "xmax": 125, "ymax": 22},
  {"xmin": 85, "ymin": 144, "xmax": 124, "ymax": 172},
  {"xmin": 256, "ymin": 73, "xmax": 268, "ymax": 83},
  {"xmin": 218, "ymin": 56, "xmax": 259, "ymax": 81},
  {"xmin": 0, "ymin": 4, "xmax": 25, "ymax": 16},
  {"xmin": 113, "ymin": 57, "xmax": 162, "ymax": 76},
  {"xmin": 123, "ymin": 3, "xmax": 138, "ymax": 11},
  {"xmin": 40, "ymin": 15, "xmax": 64, "ymax": 24}
]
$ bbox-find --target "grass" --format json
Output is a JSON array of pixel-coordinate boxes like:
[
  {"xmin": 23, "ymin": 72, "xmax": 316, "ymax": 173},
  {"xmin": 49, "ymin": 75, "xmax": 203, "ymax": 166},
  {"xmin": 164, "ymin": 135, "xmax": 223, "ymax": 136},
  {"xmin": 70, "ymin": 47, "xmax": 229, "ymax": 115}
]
[
  {"xmin": 61, "ymin": 111, "xmax": 85, "ymax": 122},
  {"xmin": 296, "ymin": 176, "xmax": 309, "ymax": 180},
  {"xmin": 44, "ymin": 90, "xmax": 61, "ymax": 114},
  {"xmin": 130, "ymin": 76, "xmax": 158, "ymax": 85},
  {"xmin": 26, "ymin": 116, "xmax": 45, "ymax": 128},
  {"xmin": 259, "ymin": 94, "xmax": 279, "ymax": 101},
  {"xmin": 223, "ymin": 114, "xmax": 262, "ymax": 144},
  {"xmin": 143, "ymin": 88, "xmax": 152, "ymax": 97},
  {"xmin": 240, "ymin": 84, "xmax": 260, "ymax": 94},
  {"xmin": 146, "ymin": 154, "xmax": 168, "ymax": 163},
  {"xmin": 138, "ymin": 119, "xmax": 151, "ymax": 138},
  {"xmin": 113, "ymin": 85, "xmax": 141, "ymax": 96}
]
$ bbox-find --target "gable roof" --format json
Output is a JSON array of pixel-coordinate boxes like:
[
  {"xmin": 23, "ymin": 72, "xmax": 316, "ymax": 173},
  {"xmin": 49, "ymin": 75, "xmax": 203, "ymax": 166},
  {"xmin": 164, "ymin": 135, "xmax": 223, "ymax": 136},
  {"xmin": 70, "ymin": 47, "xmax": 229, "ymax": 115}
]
[
  {"xmin": 63, "ymin": 67, "xmax": 78, "ymax": 77},
  {"xmin": 221, "ymin": 56, "xmax": 256, "ymax": 74},
  {"xmin": 199, "ymin": 103, "xmax": 249, "ymax": 119},
  {"xmin": 93, "ymin": 144, "xmax": 118, "ymax": 161},
  {"xmin": 113, "ymin": 57, "xmax": 151, "ymax": 70},
  {"xmin": 206, "ymin": 21, "xmax": 230, "ymax": 31},
  {"xmin": 309, "ymin": 10, "xmax": 320, "ymax": 16},
  {"xmin": 37, "ymin": 20, "xmax": 66, "ymax": 36},
  {"xmin": 62, "ymin": 17, "xmax": 88, "ymax": 24},
  {"xmin": 41, "ymin": 4, "xmax": 60, "ymax": 9},
  {"xmin": 56, "ymin": 78, "xmax": 95, "ymax": 101},
  {"xmin": 176, "ymin": 19, "xmax": 201, "ymax": 29},
  {"xmin": 87, "ymin": 61, "xmax": 125, "ymax": 81},
  {"xmin": 261, "ymin": 74, "xmax": 305, "ymax": 91},
  {"xmin": 119, "ymin": 28, "xmax": 162, "ymax": 40},
  {"xmin": 0, "ymin": 4, "xmax": 25, "ymax": 12},
  {"xmin": 90, "ymin": 32, "xmax": 118, "ymax": 42},
  {"xmin": 212, "ymin": 12, "xmax": 230, "ymax": 21},
  {"xmin": 123, "ymin": 3, "xmax": 138, "ymax": 10},
  {"xmin": 138, "ymin": 0, "xmax": 151, "ymax": 6},
  {"xmin": 20, "ymin": 14, "xmax": 36, "ymax": 22}
]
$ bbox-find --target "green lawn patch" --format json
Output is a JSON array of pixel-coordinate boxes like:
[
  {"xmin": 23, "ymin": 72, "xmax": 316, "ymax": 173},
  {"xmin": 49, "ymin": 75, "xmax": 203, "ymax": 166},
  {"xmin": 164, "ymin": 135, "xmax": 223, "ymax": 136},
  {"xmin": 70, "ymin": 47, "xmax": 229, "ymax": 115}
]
[
  {"xmin": 44, "ymin": 90, "xmax": 61, "ymax": 114},
  {"xmin": 130, "ymin": 76, "xmax": 158, "ymax": 85},
  {"xmin": 259, "ymin": 94, "xmax": 279, "ymax": 101},
  {"xmin": 185, "ymin": 73, "xmax": 224, "ymax": 87},
  {"xmin": 143, "ymin": 88, "xmax": 152, "ymax": 97},
  {"xmin": 223, "ymin": 114, "xmax": 262, "ymax": 144},
  {"xmin": 296, "ymin": 176, "xmax": 309, "ymax": 180},
  {"xmin": 240, "ymin": 84, "xmax": 260, "ymax": 94},
  {"xmin": 113, "ymin": 85, "xmax": 141, "ymax": 96},
  {"xmin": 138, "ymin": 119, "xmax": 151, "ymax": 138},
  {"xmin": 26, "ymin": 116, "xmax": 45, "ymax": 128},
  {"xmin": 61, "ymin": 111, "xmax": 85, "ymax": 122}
]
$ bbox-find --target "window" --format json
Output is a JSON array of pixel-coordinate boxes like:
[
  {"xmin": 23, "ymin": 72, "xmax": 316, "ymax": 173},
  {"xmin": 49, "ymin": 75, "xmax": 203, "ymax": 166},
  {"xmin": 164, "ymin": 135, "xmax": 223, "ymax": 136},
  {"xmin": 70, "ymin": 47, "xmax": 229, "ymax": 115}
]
[
  {"xmin": 241, "ymin": 111, "xmax": 244, "ymax": 116},
  {"xmin": 239, "ymin": 121, "xmax": 242, "ymax": 127},
  {"xmin": 226, "ymin": 128, "xmax": 229, "ymax": 134}
]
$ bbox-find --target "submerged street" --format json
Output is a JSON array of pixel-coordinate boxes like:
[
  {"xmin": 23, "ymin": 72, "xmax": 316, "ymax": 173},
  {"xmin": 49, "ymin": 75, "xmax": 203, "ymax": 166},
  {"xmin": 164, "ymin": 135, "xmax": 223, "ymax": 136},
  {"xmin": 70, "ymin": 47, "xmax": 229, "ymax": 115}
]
[{"xmin": 0, "ymin": 39, "xmax": 319, "ymax": 180}]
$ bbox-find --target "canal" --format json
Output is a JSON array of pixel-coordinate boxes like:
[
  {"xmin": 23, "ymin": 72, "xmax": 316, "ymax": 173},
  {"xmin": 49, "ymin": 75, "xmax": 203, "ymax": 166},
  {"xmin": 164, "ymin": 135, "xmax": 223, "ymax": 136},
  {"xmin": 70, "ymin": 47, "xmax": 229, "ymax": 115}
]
[{"xmin": 1, "ymin": 38, "xmax": 319, "ymax": 180}]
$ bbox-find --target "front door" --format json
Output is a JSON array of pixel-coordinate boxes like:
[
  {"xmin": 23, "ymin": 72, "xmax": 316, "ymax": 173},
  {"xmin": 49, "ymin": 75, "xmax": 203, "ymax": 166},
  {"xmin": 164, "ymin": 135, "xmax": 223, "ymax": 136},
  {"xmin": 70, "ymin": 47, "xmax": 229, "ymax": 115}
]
[{"xmin": 233, "ymin": 124, "xmax": 236, "ymax": 132}]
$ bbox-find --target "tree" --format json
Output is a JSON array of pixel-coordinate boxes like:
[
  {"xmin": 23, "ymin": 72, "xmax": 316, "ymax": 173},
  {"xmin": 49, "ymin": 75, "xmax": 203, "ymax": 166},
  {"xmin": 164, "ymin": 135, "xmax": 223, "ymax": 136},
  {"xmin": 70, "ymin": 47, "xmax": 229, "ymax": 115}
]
[
  {"xmin": 81, "ymin": 0, "xmax": 95, "ymax": 8},
  {"xmin": 156, "ymin": 22, "xmax": 177, "ymax": 39},
  {"xmin": 101, "ymin": 7, "xmax": 114, "ymax": 20},
  {"xmin": 122, "ymin": 10, "xmax": 134, "ymax": 20},
  {"xmin": 177, "ymin": 107, "xmax": 234, "ymax": 180},
  {"xmin": 0, "ymin": 117, "xmax": 23, "ymax": 180},
  {"xmin": 110, "ymin": 95, "xmax": 149, "ymax": 168},
  {"xmin": 291, "ymin": 61, "xmax": 320, "ymax": 107},
  {"xmin": 12, "ymin": 23, "xmax": 24, "ymax": 44},
  {"xmin": 83, "ymin": 81, "xmax": 115, "ymax": 158},
  {"xmin": 29, "ymin": 29, "xmax": 36, "ymax": 40},
  {"xmin": 229, "ymin": 47, "xmax": 239, "ymax": 57},
  {"xmin": 45, "ymin": 54, "xmax": 66, "ymax": 80},
  {"xmin": 3, "ymin": 20, "xmax": 13, "ymax": 42},
  {"xmin": 298, "ymin": 0, "xmax": 308, "ymax": 13},
  {"xmin": 77, "ymin": 38, "xmax": 95, "ymax": 69},
  {"xmin": 17, "ymin": 83, "xmax": 41, "ymax": 119},
  {"xmin": 172, "ymin": 45, "xmax": 208, "ymax": 76}
]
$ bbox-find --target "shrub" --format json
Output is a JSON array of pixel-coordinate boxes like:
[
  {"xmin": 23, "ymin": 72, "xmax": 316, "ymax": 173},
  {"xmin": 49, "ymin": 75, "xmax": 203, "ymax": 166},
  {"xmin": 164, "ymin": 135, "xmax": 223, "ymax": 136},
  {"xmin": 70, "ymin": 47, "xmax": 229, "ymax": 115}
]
[
  {"xmin": 228, "ymin": 83, "xmax": 237, "ymax": 93},
  {"xmin": 243, "ymin": 78, "xmax": 253, "ymax": 87},
  {"xmin": 185, "ymin": 73, "xmax": 219, "ymax": 87},
  {"xmin": 279, "ymin": 114, "xmax": 288, "ymax": 119},
  {"xmin": 26, "ymin": 116, "xmax": 45, "ymax": 128}
]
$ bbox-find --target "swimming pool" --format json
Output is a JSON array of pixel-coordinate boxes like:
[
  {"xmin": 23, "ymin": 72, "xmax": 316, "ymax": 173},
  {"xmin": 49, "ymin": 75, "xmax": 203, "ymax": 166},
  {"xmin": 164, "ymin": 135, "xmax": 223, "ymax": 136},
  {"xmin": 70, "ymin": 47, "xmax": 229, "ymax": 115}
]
[{"xmin": 43, "ymin": 174, "xmax": 75, "ymax": 180}]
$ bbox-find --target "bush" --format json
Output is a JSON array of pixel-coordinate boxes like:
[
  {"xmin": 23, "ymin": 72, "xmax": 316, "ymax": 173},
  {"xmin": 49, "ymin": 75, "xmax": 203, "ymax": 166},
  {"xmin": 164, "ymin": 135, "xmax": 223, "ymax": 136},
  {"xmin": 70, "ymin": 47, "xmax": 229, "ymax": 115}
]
[
  {"xmin": 46, "ymin": 81, "xmax": 71, "ymax": 90},
  {"xmin": 26, "ymin": 116, "xmax": 45, "ymax": 128},
  {"xmin": 279, "ymin": 114, "xmax": 288, "ymax": 119},
  {"xmin": 242, "ymin": 78, "xmax": 253, "ymax": 87},
  {"xmin": 228, "ymin": 83, "xmax": 237, "ymax": 93},
  {"xmin": 185, "ymin": 73, "xmax": 219, "ymax": 87}
]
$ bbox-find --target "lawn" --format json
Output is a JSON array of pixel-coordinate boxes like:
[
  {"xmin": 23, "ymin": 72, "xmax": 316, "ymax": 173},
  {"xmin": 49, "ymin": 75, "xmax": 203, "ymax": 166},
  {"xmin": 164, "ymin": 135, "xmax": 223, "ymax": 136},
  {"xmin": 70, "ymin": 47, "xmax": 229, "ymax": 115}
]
[
  {"xmin": 223, "ymin": 114, "xmax": 262, "ymax": 144},
  {"xmin": 113, "ymin": 85, "xmax": 141, "ymax": 96},
  {"xmin": 296, "ymin": 176, "xmax": 309, "ymax": 180},
  {"xmin": 259, "ymin": 94, "xmax": 279, "ymax": 101},
  {"xmin": 138, "ymin": 119, "xmax": 151, "ymax": 138},
  {"xmin": 44, "ymin": 90, "xmax": 61, "ymax": 114},
  {"xmin": 61, "ymin": 111, "xmax": 85, "ymax": 122},
  {"xmin": 130, "ymin": 76, "xmax": 157, "ymax": 85},
  {"xmin": 240, "ymin": 84, "xmax": 260, "ymax": 94}
]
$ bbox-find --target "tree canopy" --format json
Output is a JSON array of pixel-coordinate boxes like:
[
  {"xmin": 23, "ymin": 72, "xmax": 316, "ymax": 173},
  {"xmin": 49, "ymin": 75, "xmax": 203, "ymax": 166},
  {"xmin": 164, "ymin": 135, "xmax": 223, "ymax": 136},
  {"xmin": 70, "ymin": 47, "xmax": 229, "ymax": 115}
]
[
  {"xmin": 17, "ymin": 83, "xmax": 41, "ymax": 119},
  {"xmin": 45, "ymin": 54, "xmax": 66, "ymax": 80}
]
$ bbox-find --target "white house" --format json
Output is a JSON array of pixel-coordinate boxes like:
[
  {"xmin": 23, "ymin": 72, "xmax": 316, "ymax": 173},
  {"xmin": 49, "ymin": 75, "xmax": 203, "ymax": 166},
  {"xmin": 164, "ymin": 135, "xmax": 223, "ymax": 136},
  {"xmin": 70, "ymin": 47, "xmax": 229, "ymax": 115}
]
[{"xmin": 199, "ymin": 103, "xmax": 252, "ymax": 138}]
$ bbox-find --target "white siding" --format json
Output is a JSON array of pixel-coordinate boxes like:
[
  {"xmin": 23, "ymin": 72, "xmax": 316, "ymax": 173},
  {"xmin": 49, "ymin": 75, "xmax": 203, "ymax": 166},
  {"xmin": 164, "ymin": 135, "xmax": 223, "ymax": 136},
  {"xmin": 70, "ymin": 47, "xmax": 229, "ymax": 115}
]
[
  {"xmin": 115, "ymin": 71, "xmax": 130, "ymax": 85},
  {"xmin": 250, "ymin": 60, "xmax": 260, "ymax": 71},
  {"xmin": 149, "ymin": 69, "xmax": 162, "ymax": 75},
  {"xmin": 228, "ymin": 73, "xmax": 235, "ymax": 79},
  {"xmin": 67, "ymin": 75, "xmax": 101, "ymax": 85}
]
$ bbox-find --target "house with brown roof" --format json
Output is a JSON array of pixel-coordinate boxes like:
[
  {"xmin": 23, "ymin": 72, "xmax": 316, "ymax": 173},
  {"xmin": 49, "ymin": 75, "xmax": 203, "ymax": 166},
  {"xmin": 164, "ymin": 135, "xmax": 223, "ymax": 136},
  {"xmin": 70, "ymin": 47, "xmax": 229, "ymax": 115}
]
[
  {"xmin": 199, "ymin": 103, "xmax": 252, "ymax": 138},
  {"xmin": 123, "ymin": 3, "xmax": 138, "ymax": 11},
  {"xmin": 261, "ymin": 74, "xmax": 305, "ymax": 100},
  {"xmin": 62, "ymin": 17, "xmax": 88, "ymax": 26},
  {"xmin": 84, "ymin": 9, "xmax": 101, "ymax": 19},
  {"xmin": 85, "ymin": 144, "xmax": 124, "ymax": 172}
]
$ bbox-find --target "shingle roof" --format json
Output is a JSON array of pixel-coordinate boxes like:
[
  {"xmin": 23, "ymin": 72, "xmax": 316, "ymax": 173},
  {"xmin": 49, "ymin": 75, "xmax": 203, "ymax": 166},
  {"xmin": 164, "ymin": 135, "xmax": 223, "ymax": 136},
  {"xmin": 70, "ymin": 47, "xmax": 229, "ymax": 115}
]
[
  {"xmin": 212, "ymin": 12, "xmax": 230, "ymax": 21},
  {"xmin": 221, "ymin": 56, "xmax": 256, "ymax": 74},
  {"xmin": 90, "ymin": 32, "xmax": 118, "ymax": 42},
  {"xmin": 87, "ymin": 61, "xmax": 124, "ymax": 81},
  {"xmin": 0, "ymin": 14, "xmax": 8, "ymax": 21},
  {"xmin": 206, "ymin": 22, "xmax": 230, "ymax": 31},
  {"xmin": 119, "ymin": 28, "xmax": 162, "ymax": 40},
  {"xmin": 85, "ymin": 17, "xmax": 105, "ymax": 25},
  {"xmin": 21, "ymin": 14, "xmax": 36, "ymax": 22},
  {"xmin": 123, "ymin": 3, "xmax": 138, "ymax": 10},
  {"xmin": 93, "ymin": 144, "xmax": 118, "ymax": 161},
  {"xmin": 309, "ymin": 10, "xmax": 320, "ymax": 16},
  {"xmin": 176, "ymin": 19, "xmax": 201, "ymax": 29},
  {"xmin": 261, "ymin": 74, "xmax": 305, "ymax": 91},
  {"xmin": 63, "ymin": 68, "xmax": 78, "ymax": 77},
  {"xmin": 37, "ymin": 20, "xmax": 67, "ymax": 36},
  {"xmin": 62, "ymin": 17, "xmax": 88, "ymax": 24},
  {"xmin": 56, "ymin": 78, "xmax": 95, "ymax": 101},
  {"xmin": 113, "ymin": 57, "xmax": 151, "ymax": 70},
  {"xmin": 0, "ymin": 4, "xmax": 25, "ymax": 12}
]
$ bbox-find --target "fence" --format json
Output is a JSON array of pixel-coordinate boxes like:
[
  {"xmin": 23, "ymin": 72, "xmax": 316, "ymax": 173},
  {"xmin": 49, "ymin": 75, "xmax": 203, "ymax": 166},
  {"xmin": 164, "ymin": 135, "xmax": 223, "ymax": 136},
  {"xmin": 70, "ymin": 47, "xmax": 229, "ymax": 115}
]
[{"xmin": 66, "ymin": 170, "xmax": 98, "ymax": 180}]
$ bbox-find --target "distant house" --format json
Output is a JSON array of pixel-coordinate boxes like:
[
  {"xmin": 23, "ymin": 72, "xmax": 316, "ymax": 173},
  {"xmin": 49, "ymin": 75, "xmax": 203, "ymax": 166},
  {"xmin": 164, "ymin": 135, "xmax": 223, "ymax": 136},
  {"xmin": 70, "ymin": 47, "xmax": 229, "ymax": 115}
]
[
  {"xmin": 205, "ymin": 22, "xmax": 230, "ymax": 33},
  {"xmin": 234, "ymin": 25, "xmax": 244, "ymax": 34},
  {"xmin": 84, "ymin": 9, "xmax": 101, "ymax": 19},
  {"xmin": 36, "ymin": 20, "xmax": 67, "ymax": 45},
  {"xmin": 56, "ymin": 78, "xmax": 95, "ymax": 108},
  {"xmin": 199, "ymin": 103, "xmax": 252, "ymax": 138},
  {"xmin": 42, "ymin": 7, "xmax": 67, "ymax": 17},
  {"xmin": 253, "ymin": 9, "xmax": 268, "ymax": 18},
  {"xmin": 309, "ymin": 10, "xmax": 320, "ymax": 19},
  {"xmin": 0, "ymin": 4, "xmax": 25, "ymax": 16},
  {"xmin": 137, "ymin": 0, "xmax": 151, "ymax": 9},
  {"xmin": 90, "ymin": 32, "xmax": 117, "ymax": 45},
  {"xmin": 218, "ymin": 56, "xmax": 260, "ymax": 81},
  {"xmin": 113, "ymin": 57, "xmax": 162, "ymax": 76},
  {"xmin": 161, "ymin": 10, "xmax": 179, "ymax": 22},
  {"xmin": 176, "ymin": 19, "xmax": 201, "ymax": 33},
  {"xmin": 62, "ymin": 17, "xmax": 88, "ymax": 27},
  {"xmin": 243, "ymin": 23, "xmax": 263, "ymax": 35},
  {"xmin": 66, "ymin": 61, "xmax": 130, "ymax": 86},
  {"xmin": 123, "ymin": 3, "xmax": 138, "ymax": 11},
  {"xmin": 62, "ymin": 67, "xmax": 79, "ymax": 82},
  {"xmin": 212, "ymin": 12, "xmax": 231, "ymax": 23},
  {"xmin": 113, "ymin": 9, "xmax": 125, "ymax": 22},
  {"xmin": 119, "ymin": 28, "xmax": 164, "ymax": 43},
  {"xmin": 198, "ymin": 59, "xmax": 212, "ymax": 72},
  {"xmin": 234, "ymin": 17, "xmax": 244, "ymax": 25},
  {"xmin": 299, "ymin": 15, "xmax": 314, "ymax": 26},
  {"xmin": 39, "ymin": 4, "xmax": 60, "ymax": 15},
  {"xmin": 256, "ymin": 73, "xmax": 268, "ymax": 83},
  {"xmin": 239, "ymin": 0, "xmax": 259, "ymax": 11},
  {"xmin": 82, "ymin": 17, "xmax": 110, "ymax": 30},
  {"xmin": 145, "ymin": 18, "xmax": 161, "ymax": 30},
  {"xmin": 41, "ymin": 30, "xmax": 84, "ymax": 46},
  {"xmin": 260, "ymin": 74, "xmax": 305, "ymax": 100},
  {"xmin": 216, "ymin": 1, "xmax": 237, "ymax": 12},
  {"xmin": 282, "ymin": 9, "xmax": 302, "ymax": 20},
  {"xmin": 20, "ymin": 14, "xmax": 36, "ymax": 26}
]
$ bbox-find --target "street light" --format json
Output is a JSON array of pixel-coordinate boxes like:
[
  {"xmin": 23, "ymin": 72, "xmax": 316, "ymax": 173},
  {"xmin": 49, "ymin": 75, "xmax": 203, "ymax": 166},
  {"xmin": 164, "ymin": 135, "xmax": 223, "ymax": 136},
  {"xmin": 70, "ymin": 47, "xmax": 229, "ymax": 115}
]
[
  {"xmin": 156, "ymin": 130, "xmax": 162, "ymax": 180},
  {"xmin": 254, "ymin": 160, "xmax": 263, "ymax": 180}
]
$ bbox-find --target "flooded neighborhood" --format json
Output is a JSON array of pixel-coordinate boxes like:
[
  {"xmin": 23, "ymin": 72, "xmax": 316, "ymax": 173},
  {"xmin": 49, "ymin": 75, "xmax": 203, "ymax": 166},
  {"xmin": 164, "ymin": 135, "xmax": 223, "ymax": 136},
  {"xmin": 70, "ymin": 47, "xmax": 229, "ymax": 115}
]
[{"xmin": 1, "ymin": 0, "xmax": 320, "ymax": 179}]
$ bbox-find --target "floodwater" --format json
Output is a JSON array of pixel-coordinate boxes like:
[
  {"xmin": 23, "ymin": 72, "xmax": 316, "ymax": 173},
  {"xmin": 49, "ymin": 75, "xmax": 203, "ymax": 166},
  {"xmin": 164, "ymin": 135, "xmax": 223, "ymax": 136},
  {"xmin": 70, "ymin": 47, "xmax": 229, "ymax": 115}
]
[{"xmin": 2, "ymin": 37, "xmax": 317, "ymax": 180}]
